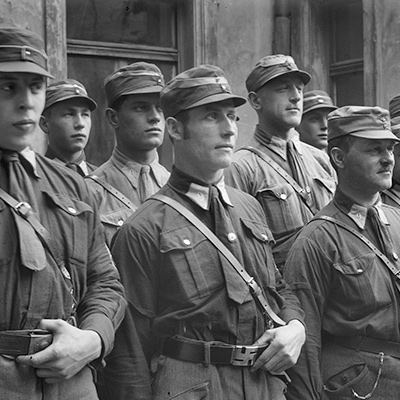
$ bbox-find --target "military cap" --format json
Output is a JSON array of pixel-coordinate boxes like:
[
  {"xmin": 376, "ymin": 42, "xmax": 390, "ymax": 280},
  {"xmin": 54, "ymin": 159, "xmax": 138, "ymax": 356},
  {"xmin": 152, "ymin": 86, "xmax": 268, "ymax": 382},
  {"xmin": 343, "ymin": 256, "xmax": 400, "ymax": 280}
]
[
  {"xmin": 0, "ymin": 27, "xmax": 53, "ymax": 78},
  {"xmin": 44, "ymin": 79, "xmax": 97, "ymax": 112},
  {"xmin": 390, "ymin": 116, "xmax": 400, "ymax": 138},
  {"xmin": 104, "ymin": 62, "xmax": 164, "ymax": 107},
  {"xmin": 389, "ymin": 94, "xmax": 400, "ymax": 119},
  {"xmin": 302, "ymin": 90, "xmax": 337, "ymax": 115},
  {"xmin": 245, "ymin": 54, "xmax": 311, "ymax": 93},
  {"xmin": 160, "ymin": 64, "xmax": 246, "ymax": 118},
  {"xmin": 327, "ymin": 106, "xmax": 400, "ymax": 142}
]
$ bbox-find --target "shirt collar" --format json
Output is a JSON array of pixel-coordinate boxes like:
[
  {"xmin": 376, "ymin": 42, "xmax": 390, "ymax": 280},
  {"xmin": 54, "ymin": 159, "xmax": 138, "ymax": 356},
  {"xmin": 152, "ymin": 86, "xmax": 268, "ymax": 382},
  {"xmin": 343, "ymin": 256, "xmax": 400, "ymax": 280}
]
[
  {"xmin": 334, "ymin": 187, "xmax": 389, "ymax": 229},
  {"xmin": 254, "ymin": 124, "xmax": 303, "ymax": 160},
  {"xmin": 168, "ymin": 166, "xmax": 234, "ymax": 210},
  {"xmin": 112, "ymin": 148, "xmax": 165, "ymax": 187},
  {"xmin": 19, "ymin": 147, "xmax": 40, "ymax": 178}
]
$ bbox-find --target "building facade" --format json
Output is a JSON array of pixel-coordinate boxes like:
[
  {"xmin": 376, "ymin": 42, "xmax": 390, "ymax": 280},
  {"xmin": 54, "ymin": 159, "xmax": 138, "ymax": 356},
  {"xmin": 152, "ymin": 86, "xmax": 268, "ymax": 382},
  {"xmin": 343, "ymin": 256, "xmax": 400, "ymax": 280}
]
[{"xmin": 2, "ymin": 0, "xmax": 400, "ymax": 170}]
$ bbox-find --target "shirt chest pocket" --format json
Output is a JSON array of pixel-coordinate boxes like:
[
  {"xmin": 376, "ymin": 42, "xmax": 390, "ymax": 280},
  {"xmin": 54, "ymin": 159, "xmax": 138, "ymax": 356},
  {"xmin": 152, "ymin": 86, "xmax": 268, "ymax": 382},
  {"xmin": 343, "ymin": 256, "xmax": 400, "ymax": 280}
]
[
  {"xmin": 43, "ymin": 191, "xmax": 93, "ymax": 265},
  {"xmin": 159, "ymin": 225, "xmax": 224, "ymax": 301},
  {"xmin": 257, "ymin": 183, "xmax": 306, "ymax": 238},
  {"xmin": 333, "ymin": 252, "xmax": 394, "ymax": 319}
]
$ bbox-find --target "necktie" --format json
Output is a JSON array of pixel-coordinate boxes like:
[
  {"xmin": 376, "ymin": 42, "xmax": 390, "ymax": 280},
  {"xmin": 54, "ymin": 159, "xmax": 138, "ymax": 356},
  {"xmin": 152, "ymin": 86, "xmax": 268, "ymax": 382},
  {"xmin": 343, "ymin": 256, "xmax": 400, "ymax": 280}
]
[
  {"xmin": 139, "ymin": 165, "xmax": 155, "ymax": 203},
  {"xmin": 287, "ymin": 140, "xmax": 309, "ymax": 193},
  {"xmin": 2, "ymin": 151, "xmax": 47, "ymax": 271},
  {"xmin": 66, "ymin": 152, "xmax": 86, "ymax": 176},
  {"xmin": 209, "ymin": 185, "xmax": 249, "ymax": 304},
  {"xmin": 368, "ymin": 206, "xmax": 396, "ymax": 260}
]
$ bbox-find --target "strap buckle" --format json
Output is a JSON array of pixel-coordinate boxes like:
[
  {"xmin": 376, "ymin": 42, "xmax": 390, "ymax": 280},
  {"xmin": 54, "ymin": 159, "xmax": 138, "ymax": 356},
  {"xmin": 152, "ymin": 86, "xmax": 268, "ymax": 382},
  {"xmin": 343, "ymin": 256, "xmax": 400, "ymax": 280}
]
[
  {"xmin": 15, "ymin": 201, "xmax": 33, "ymax": 218},
  {"xmin": 231, "ymin": 345, "xmax": 261, "ymax": 366}
]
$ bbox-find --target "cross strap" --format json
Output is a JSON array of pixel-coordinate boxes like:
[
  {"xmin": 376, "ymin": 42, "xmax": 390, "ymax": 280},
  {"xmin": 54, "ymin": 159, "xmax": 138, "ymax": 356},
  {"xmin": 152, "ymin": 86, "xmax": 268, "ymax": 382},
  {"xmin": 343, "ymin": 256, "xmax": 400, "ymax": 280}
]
[
  {"xmin": 0, "ymin": 186, "xmax": 77, "ymax": 311},
  {"xmin": 382, "ymin": 189, "xmax": 400, "ymax": 208},
  {"xmin": 241, "ymin": 146, "xmax": 318, "ymax": 215},
  {"xmin": 151, "ymin": 193, "xmax": 286, "ymax": 328},
  {"xmin": 86, "ymin": 174, "xmax": 137, "ymax": 211},
  {"xmin": 314, "ymin": 215, "xmax": 400, "ymax": 281}
]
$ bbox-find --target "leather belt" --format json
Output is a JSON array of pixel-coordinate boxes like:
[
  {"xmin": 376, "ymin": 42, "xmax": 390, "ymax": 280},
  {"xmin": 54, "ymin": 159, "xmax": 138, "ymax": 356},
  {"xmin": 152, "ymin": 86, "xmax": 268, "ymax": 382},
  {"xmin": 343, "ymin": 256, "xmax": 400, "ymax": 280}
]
[
  {"xmin": 325, "ymin": 334, "xmax": 400, "ymax": 359},
  {"xmin": 0, "ymin": 330, "xmax": 53, "ymax": 356},
  {"xmin": 162, "ymin": 336, "xmax": 269, "ymax": 367}
]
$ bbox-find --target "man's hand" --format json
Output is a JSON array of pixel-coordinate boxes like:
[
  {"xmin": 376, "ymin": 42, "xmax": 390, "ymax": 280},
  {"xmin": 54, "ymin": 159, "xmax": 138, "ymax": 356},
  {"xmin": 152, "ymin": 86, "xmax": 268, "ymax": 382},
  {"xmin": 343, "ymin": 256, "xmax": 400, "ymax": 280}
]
[
  {"xmin": 16, "ymin": 319, "xmax": 102, "ymax": 384},
  {"xmin": 250, "ymin": 319, "xmax": 306, "ymax": 374}
]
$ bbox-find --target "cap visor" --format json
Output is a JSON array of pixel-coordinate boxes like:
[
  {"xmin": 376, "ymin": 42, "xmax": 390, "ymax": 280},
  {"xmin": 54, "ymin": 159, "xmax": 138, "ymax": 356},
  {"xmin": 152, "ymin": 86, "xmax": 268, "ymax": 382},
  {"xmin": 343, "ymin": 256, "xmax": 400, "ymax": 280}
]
[
  {"xmin": 268, "ymin": 70, "xmax": 311, "ymax": 86},
  {"xmin": 186, "ymin": 93, "xmax": 247, "ymax": 110},
  {"xmin": 45, "ymin": 94, "xmax": 97, "ymax": 111},
  {"xmin": 350, "ymin": 130, "xmax": 400, "ymax": 142},
  {"xmin": 122, "ymin": 86, "xmax": 163, "ymax": 96},
  {"xmin": 304, "ymin": 105, "xmax": 338, "ymax": 114},
  {"xmin": 0, "ymin": 61, "xmax": 54, "ymax": 78}
]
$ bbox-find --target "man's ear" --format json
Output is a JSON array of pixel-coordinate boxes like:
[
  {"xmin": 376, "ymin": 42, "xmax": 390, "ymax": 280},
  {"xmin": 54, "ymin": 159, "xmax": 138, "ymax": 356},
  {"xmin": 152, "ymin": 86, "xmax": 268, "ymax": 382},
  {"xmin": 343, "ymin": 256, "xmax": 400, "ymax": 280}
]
[
  {"xmin": 248, "ymin": 91, "xmax": 261, "ymax": 111},
  {"xmin": 330, "ymin": 147, "xmax": 346, "ymax": 170},
  {"xmin": 39, "ymin": 115, "xmax": 49, "ymax": 134},
  {"xmin": 106, "ymin": 108, "xmax": 118, "ymax": 128},
  {"xmin": 166, "ymin": 117, "xmax": 184, "ymax": 141}
]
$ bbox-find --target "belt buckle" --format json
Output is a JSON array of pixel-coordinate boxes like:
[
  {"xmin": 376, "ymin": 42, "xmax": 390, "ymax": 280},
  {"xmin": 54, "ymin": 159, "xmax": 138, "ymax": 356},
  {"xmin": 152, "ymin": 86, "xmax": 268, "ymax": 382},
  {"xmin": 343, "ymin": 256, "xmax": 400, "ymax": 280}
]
[
  {"xmin": 15, "ymin": 201, "xmax": 32, "ymax": 217},
  {"xmin": 231, "ymin": 345, "xmax": 260, "ymax": 367}
]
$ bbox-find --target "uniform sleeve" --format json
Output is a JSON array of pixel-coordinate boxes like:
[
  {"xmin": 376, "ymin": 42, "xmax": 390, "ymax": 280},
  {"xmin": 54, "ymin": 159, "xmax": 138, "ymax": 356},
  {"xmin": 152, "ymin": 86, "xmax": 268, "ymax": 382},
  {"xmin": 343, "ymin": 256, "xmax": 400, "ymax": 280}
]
[
  {"xmin": 104, "ymin": 221, "xmax": 159, "ymax": 399},
  {"xmin": 76, "ymin": 189, "xmax": 127, "ymax": 358},
  {"xmin": 283, "ymin": 235, "xmax": 331, "ymax": 400}
]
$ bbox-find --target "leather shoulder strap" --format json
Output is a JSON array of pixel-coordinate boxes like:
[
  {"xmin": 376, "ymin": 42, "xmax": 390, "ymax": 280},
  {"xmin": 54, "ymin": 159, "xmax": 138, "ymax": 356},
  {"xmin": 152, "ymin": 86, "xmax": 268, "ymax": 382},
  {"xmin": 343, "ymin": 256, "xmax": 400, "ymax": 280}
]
[
  {"xmin": 86, "ymin": 174, "xmax": 137, "ymax": 211},
  {"xmin": 0, "ymin": 187, "xmax": 77, "ymax": 308},
  {"xmin": 382, "ymin": 189, "xmax": 400, "ymax": 208},
  {"xmin": 314, "ymin": 215, "xmax": 400, "ymax": 281},
  {"xmin": 151, "ymin": 193, "xmax": 286, "ymax": 328},
  {"xmin": 242, "ymin": 146, "xmax": 318, "ymax": 215}
]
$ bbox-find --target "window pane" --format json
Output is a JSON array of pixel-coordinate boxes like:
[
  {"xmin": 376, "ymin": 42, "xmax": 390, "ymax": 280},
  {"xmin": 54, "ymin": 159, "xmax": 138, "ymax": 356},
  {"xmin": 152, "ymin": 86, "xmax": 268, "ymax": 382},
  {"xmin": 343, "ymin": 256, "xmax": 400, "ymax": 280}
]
[
  {"xmin": 67, "ymin": 0, "xmax": 177, "ymax": 48},
  {"xmin": 334, "ymin": 71, "xmax": 364, "ymax": 107},
  {"xmin": 332, "ymin": 1, "xmax": 363, "ymax": 62}
]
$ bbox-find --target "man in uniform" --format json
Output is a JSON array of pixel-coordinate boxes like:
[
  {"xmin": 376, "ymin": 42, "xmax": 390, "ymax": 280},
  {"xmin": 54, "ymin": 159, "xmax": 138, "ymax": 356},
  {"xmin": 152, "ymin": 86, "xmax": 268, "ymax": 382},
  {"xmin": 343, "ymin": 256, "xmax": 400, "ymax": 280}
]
[
  {"xmin": 86, "ymin": 62, "xmax": 170, "ymax": 245},
  {"xmin": 0, "ymin": 27, "xmax": 126, "ymax": 399},
  {"xmin": 225, "ymin": 55, "xmax": 336, "ymax": 270},
  {"xmin": 284, "ymin": 106, "xmax": 400, "ymax": 399},
  {"xmin": 107, "ymin": 64, "xmax": 306, "ymax": 400},
  {"xmin": 381, "ymin": 95, "xmax": 400, "ymax": 207},
  {"xmin": 41, "ymin": 79, "xmax": 97, "ymax": 176},
  {"xmin": 297, "ymin": 90, "xmax": 337, "ymax": 151}
]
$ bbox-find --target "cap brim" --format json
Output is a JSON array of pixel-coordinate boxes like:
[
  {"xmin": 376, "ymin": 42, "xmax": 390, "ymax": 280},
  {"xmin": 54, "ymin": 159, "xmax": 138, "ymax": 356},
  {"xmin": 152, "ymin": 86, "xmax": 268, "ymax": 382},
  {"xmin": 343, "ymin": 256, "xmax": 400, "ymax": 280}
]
[
  {"xmin": 304, "ymin": 105, "xmax": 338, "ymax": 114},
  {"xmin": 122, "ymin": 86, "xmax": 163, "ymax": 96},
  {"xmin": 350, "ymin": 130, "xmax": 400, "ymax": 142},
  {"xmin": 268, "ymin": 70, "xmax": 311, "ymax": 86},
  {"xmin": 186, "ymin": 93, "xmax": 247, "ymax": 110},
  {"xmin": 0, "ymin": 61, "xmax": 54, "ymax": 79},
  {"xmin": 45, "ymin": 94, "xmax": 97, "ymax": 111}
]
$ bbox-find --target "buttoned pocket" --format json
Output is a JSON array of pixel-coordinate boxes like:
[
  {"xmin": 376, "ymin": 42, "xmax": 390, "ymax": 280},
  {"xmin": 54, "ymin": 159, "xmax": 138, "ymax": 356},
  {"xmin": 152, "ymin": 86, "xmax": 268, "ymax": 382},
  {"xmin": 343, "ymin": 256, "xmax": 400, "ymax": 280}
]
[
  {"xmin": 257, "ymin": 183, "xmax": 307, "ymax": 239},
  {"xmin": 332, "ymin": 252, "xmax": 393, "ymax": 319},
  {"xmin": 160, "ymin": 225, "xmax": 222, "ymax": 301},
  {"xmin": 43, "ymin": 191, "xmax": 93, "ymax": 264}
]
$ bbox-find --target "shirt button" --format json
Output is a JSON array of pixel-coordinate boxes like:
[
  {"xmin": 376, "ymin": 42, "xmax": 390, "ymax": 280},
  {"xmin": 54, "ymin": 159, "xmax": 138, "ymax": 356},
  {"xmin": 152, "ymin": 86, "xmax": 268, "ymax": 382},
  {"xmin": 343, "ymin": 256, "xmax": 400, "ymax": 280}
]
[
  {"xmin": 118, "ymin": 219, "xmax": 124, "ymax": 226},
  {"xmin": 393, "ymin": 253, "xmax": 399, "ymax": 261},
  {"xmin": 227, "ymin": 233, "xmax": 237, "ymax": 242},
  {"xmin": 280, "ymin": 193, "xmax": 287, "ymax": 200},
  {"xmin": 183, "ymin": 238, "xmax": 191, "ymax": 246},
  {"xmin": 197, "ymin": 192, "xmax": 204, "ymax": 200},
  {"xmin": 305, "ymin": 186, "xmax": 311, "ymax": 193},
  {"xmin": 68, "ymin": 207, "xmax": 77, "ymax": 214},
  {"xmin": 261, "ymin": 234, "xmax": 268, "ymax": 241},
  {"xmin": 357, "ymin": 268, "xmax": 363, "ymax": 273}
]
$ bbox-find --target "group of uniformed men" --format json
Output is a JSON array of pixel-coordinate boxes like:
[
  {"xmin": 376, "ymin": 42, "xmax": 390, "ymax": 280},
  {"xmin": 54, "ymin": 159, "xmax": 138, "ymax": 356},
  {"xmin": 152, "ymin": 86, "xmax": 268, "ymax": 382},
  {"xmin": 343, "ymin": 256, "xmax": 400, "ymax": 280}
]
[{"xmin": 2, "ymin": 26, "xmax": 400, "ymax": 400}]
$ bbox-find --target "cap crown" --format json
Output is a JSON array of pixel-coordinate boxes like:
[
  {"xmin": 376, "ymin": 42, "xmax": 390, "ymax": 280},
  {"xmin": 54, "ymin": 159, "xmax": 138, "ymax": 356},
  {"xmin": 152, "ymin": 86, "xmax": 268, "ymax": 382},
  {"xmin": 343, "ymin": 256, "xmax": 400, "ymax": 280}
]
[
  {"xmin": 45, "ymin": 79, "xmax": 97, "ymax": 111},
  {"xmin": 160, "ymin": 64, "xmax": 246, "ymax": 118},
  {"xmin": 302, "ymin": 90, "xmax": 337, "ymax": 114},
  {"xmin": 245, "ymin": 54, "xmax": 311, "ymax": 93},
  {"xmin": 104, "ymin": 62, "xmax": 164, "ymax": 107}
]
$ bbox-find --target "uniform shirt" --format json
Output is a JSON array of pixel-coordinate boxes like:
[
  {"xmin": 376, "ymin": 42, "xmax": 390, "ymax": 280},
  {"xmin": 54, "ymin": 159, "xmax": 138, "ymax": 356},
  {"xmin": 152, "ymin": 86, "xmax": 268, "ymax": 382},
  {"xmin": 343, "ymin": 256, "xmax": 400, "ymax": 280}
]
[
  {"xmin": 105, "ymin": 166, "xmax": 305, "ymax": 400},
  {"xmin": 381, "ymin": 183, "xmax": 400, "ymax": 208},
  {"xmin": 0, "ymin": 149, "xmax": 126, "ymax": 399},
  {"xmin": 45, "ymin": 147, "xmax": 96, "ymax": 176},
  {"xmin": 283, "ymin": 187, "xmax": 400, "ymax": 399},
  {"xmin": 225, "ymin": 125, "xmax": 336, "ymax": 268},
  {"xmin": 86, "ymin": 148, "xmax": 170, "ymax": 245}
]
